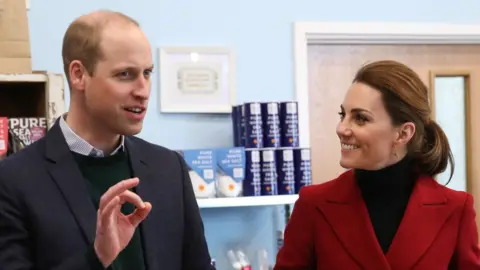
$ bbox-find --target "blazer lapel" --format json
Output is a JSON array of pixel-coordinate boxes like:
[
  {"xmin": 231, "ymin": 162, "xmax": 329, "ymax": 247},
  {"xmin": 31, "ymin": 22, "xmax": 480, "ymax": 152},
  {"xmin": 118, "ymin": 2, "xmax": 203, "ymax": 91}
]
[
  {"xmin": 45, "ymin": 120, "xmax": 97, "ymax": 244},
  {"xmin": 317, "ymin": 170, "xmax": 391, "ymax": 270},
  {"xmin": 386, "ymin": 175, "xmax": 455, "ymax": 269},
  {"xmin": 126, "ymin": 137, "xmax": 162, "ymax": 270}
]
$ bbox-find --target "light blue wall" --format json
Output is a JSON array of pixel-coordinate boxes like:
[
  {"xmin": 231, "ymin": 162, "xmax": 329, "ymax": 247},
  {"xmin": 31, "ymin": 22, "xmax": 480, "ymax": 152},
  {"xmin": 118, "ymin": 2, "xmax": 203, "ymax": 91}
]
[{"xmin": 28, "ymin": 0, "xmax": 480, "ymax": 268}]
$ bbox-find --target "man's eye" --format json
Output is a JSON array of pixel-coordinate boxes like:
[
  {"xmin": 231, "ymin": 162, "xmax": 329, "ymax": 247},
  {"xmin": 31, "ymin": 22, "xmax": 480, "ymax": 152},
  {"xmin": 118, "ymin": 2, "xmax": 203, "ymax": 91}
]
[
  {"xmin": 118, "ymin": 71, "xmax": 131, "ymax": 77},
  {"xmin": 143, "ymin": 70, "xmax": 152, "ymax": 78}
]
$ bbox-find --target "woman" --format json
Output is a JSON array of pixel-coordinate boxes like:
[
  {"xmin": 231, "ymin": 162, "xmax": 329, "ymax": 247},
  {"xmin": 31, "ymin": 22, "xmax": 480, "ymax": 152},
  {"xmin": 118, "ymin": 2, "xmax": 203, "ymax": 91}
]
[{"xmin": 274, "ymin": 60, "xmax": 480, "ymax": 270}]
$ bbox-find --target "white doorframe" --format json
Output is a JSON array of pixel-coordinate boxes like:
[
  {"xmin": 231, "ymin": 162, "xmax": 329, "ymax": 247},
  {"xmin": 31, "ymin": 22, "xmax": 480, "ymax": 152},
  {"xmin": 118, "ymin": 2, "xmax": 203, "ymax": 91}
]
[{"xmin": 293, "ymin": 21, "xmax": 480, "ymax": 148}]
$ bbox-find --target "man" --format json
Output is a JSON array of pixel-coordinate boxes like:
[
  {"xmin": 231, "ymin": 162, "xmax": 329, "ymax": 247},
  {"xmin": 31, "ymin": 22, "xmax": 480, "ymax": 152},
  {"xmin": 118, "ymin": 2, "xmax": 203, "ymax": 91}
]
[{"xmin": 0, "ymin": 10, "xmax": 214, "ymax": 270}]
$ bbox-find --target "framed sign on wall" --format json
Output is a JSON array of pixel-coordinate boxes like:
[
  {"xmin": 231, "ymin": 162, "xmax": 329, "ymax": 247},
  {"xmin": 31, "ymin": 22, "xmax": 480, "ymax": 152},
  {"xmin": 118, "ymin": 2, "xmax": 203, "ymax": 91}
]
[{"xmin": 158, "ymin": 46, "xmax": 236, "ymax": 114}]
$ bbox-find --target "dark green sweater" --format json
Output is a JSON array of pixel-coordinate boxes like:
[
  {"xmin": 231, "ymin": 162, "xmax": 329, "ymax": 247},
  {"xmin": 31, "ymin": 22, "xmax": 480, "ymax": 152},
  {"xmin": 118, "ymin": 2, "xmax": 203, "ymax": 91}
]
[{"xmin": 72, "ymin": 151, "xmax": 146, "ymax": 270}]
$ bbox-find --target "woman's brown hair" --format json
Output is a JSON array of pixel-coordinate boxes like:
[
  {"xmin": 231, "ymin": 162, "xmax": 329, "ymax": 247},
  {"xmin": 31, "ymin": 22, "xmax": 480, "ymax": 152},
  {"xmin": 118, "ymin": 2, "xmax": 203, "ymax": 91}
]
[{"xmin": 353, "ymin": 60, "xmax": 454, "ymax": 181}]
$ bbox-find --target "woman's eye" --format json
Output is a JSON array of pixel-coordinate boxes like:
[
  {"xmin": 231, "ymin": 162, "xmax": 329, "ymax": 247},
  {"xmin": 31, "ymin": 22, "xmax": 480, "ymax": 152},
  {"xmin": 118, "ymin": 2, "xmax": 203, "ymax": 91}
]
[{"xmin": 355, "ymin": 114, "xmax": 368, "ymax": 124}]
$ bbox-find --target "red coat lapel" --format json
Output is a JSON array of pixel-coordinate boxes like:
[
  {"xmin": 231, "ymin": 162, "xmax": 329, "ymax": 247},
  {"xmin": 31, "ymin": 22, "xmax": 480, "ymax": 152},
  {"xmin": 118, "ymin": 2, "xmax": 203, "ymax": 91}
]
[
  {"xmin": 317, "ymin": 170, "xmax": 391, "ymax": 270},
  {"xmin": 386, "ymin": 175, "xmax": 456, "ymax": 269},
  {"xmin": 316, "ymin": 171, "xmax": 456, "ymax": 270}
]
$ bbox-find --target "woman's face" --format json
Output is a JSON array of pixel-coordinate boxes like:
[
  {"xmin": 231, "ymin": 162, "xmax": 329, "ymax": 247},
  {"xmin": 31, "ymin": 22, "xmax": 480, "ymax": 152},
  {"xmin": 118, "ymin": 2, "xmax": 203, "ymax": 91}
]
[{"xmin": 336, "ymin": 82, "xmax": 412, "ymax": 170}]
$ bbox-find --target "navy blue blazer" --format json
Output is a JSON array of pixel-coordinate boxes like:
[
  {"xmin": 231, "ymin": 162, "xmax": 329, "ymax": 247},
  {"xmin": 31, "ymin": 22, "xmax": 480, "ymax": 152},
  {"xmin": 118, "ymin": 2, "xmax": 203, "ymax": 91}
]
[{"xmin": 0, "ymin": 119, "xmax": 214, "ymax": 270}]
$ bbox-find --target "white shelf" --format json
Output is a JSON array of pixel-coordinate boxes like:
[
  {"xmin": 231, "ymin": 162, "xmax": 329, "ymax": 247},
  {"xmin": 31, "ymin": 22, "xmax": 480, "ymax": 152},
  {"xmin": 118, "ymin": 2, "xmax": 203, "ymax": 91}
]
[{"xmin": 196, "ymin": 194, "xmax": 298, "ymax": 208}]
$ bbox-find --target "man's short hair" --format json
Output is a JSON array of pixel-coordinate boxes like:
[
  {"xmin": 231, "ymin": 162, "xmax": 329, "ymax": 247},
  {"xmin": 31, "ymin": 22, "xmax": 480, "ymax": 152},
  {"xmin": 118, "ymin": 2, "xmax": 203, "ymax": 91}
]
[{"xmin": 61, "ymin": 11, "xmax": 139, "ymax": 86}]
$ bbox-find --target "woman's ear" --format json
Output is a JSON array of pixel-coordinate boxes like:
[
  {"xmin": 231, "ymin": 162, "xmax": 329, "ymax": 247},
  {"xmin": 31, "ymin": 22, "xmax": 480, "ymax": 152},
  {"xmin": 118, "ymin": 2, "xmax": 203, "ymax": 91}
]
[{"xmin": 395, "ymin": 122, "xmax": 416, "ymax": 146}]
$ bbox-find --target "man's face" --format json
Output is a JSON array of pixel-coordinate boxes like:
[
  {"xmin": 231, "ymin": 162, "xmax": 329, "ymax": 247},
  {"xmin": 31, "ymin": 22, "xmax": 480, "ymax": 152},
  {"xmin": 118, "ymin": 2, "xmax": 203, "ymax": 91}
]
[{"xmin": 82, "ymin": 24, "xmax": 153, "ymax": 136}]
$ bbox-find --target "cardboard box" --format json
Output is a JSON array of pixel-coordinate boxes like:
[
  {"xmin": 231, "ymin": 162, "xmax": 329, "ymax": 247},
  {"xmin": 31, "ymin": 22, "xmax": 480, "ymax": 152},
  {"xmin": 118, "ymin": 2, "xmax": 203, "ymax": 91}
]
[
  {"xmin": 176, "ymin": 149, "xmax": 217, "ymax": 198},
  {"xmin": 0, "ymin": 117, "xmax": 46, "ymax": 161},
  {"xmin": 215, "ymin": 147, "xmax": 245, "ymax": 197},
  {"xmin": 8, "ymin": 117, "xmax": 47, "ymax": 145},
  {"xmin": 0, "ymin": 0, "xmax": 32, "ymax": 73}
]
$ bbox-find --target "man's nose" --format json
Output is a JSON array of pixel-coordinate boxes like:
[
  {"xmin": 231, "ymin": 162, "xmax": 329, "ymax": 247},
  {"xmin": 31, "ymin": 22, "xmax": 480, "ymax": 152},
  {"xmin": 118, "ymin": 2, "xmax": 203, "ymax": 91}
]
[{"xmin": 133, "ymin": 77, "xmax": 150, "ymax": 99}]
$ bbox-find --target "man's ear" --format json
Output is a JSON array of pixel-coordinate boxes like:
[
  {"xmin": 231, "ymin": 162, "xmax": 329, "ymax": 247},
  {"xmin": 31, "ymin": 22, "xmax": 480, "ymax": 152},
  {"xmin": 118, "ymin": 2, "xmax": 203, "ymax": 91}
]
[
  {"xmin": 69, "ymin": 60, "xmax": 87, "ymax": 92},
  {"xmin": 395, "ymin": 122, "xmax": 416, "ymax": 146}
]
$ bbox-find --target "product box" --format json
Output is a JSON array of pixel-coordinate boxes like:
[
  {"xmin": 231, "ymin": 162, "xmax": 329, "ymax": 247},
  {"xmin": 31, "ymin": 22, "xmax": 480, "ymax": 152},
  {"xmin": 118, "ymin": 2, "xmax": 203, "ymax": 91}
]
[
  {"xmin": 8, "ymin": 117, "xmax": 47, "ymax": 146},
  {"xmin": 0, "ymin": 117, "xmax": 47, "ymax": 161},
  {"xmin": 177, "ymin": 149, "xmax": 217, "ymax": 199},
  {"xmin": 215, "ymin": 147, "xmax": 245, "ymax": 197}
]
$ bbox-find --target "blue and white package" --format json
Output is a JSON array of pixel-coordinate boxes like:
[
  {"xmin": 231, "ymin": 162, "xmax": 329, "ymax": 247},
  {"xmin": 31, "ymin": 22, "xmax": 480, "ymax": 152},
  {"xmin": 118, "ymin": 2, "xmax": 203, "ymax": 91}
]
[
  {"xmin": 244, "ymin": 102, "xmax": 264, "ymax": 148},
  {"xmin": 177, "ymin": 149, "xmax": 217, "ymax": 198},
  {"xmin": 215, "ymin": 147, "xmax": 245, "ymax": 197},
  {"xmin": 244, "ymin": 149, "xmax": 262, "ymax": 196},
  {"xmin": 293, "ymin": 148, "xmax": 312, "ymax": 192},
  {"xmin": 279, "ymin": 101, "xmax": 300, "ymax": 147},
  {"xmin": 260, "ymin": 148, "xmax": 278, "ymax": 196},
  {"xmin": 261, "ymin": 102, "xmax": 281, "ymax": 148},
  {"xmin": 276, "ymin": 147, "xmax": 295, "ymax": 195}
]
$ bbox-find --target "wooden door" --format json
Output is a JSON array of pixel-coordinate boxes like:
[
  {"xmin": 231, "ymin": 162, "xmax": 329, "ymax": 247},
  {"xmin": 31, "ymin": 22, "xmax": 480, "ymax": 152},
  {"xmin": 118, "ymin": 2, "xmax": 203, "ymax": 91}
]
[{"xmin": 307, "ymin": 44, "xmax": 480, "ymax": 222}]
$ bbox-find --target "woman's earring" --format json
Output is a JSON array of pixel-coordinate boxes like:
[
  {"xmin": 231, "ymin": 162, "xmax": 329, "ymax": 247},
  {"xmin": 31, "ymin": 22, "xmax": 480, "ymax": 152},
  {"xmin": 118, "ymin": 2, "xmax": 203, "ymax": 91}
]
[{"xmin": 393, "ymin": 146, "xmax": 398, "ymax": 158}]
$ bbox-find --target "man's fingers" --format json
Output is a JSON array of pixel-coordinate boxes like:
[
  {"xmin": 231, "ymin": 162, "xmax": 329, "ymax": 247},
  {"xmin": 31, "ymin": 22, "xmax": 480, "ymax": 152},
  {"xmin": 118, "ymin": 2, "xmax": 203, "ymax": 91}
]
[
  {"xmin": 119, "ymin": 190, "xmax": 145, "ymax": 210},
  {"xmin": 99, "ymin": 195, "xmax": 120, "ymax": 226},
  {"xmin": 128, "ymin": 202, "xmax": 152, "ymax": 227},
  {"xmin": 99, "ymin": 178, "xmax": 140, "ymax": 209},
  {"xmin": 99, "ymin": 190, "xmax": 146, "ymax": 222}
]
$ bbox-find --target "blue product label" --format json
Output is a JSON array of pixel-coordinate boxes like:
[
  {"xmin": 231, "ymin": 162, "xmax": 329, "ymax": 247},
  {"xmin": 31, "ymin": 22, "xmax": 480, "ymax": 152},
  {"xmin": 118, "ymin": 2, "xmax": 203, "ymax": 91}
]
[
  {"xmin": 261, "ymin": 149, "xmax": 278, "ymax": 195},
  {"xmin": 232, "ymin": 105, "xmax": 244, "ymax": 147},
  {"xmin": 280, "ymin": 102, "xmax": 299, "ymax": 147},
  {"xmin": 180, "ymin": 149, "xmax": 216, "ymax": 184},
  {"xmin": 244, "ymin": 102, "xmax": 264, "ymax": 148},
  {"xmin": 244, "ymin": 149, "xmax": 262, "ymax": 196},
  {"xmin": 293, "ymin": 148, "xmax": 312, "ymax": 191},
  {"xmin": 262, "ymin": 102, "xmax": 281, "ymax": 148},
  {"xmin": 216, "ymin": 147, "xmax": 245, "ymax": 183},
  {"xmin": 277, "ymin": 148, "xmax": 295, "ymax": 195}
]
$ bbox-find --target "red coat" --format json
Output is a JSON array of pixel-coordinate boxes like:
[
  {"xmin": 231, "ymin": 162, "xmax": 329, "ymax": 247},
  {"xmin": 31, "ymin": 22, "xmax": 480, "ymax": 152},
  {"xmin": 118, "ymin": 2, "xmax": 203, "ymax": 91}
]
[{"xmin": 274, "ymin": 170, "xmax": 480, "ymax": 270}]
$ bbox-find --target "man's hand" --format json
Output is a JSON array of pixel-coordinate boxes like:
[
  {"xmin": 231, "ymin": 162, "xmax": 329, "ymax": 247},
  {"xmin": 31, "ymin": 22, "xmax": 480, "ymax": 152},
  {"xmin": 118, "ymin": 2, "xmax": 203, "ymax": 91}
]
[{"xmin": 93, "ymin": 178, "xmax": 152, "ymax": 267}]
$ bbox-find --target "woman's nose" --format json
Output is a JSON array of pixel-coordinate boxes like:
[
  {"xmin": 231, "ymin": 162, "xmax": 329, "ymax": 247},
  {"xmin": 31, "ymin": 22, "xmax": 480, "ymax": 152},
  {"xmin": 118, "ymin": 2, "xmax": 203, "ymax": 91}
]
[{"xmin": 336, "ymin": 120, "xmax": 351, "ymax": 137}]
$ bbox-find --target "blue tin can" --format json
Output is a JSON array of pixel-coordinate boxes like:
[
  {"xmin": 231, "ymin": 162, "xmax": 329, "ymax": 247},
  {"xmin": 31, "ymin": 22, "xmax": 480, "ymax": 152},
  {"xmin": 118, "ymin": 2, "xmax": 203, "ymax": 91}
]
[
  {"xmin": 243, "ymin": 148, "xmax": 262, "ymax": 196},
  {"xmin": 261, "ymin": 102, "xmax": 281, "ymax": 148},
  {"xmin": 276, "ymin": 147, "xmax": 296, "ymax": 195},
  {"xmin": 231, "ymin": 105, "xmax": 242, "ymax": 147},
  {"xmin": 279, "ymin": 101, "xmax": 300, "ymax": 147},
  {"xmin": 293, "ymin": 147, "xmax": 312, "ymax": 192},
  {"xmin": 260, "ymin": 148, "xmax": 278, "ymax": 196},
  {"xmin": 243, "ymin": 102, "xmax": 263, "ymax": 148}
]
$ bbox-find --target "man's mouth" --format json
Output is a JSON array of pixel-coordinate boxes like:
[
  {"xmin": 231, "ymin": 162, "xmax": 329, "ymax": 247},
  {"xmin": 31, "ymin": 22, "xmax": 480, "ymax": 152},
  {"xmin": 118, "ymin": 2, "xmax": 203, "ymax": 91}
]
[{"xmin": 124, "ymin": 107, "xmax": 145, "ymax": 114}]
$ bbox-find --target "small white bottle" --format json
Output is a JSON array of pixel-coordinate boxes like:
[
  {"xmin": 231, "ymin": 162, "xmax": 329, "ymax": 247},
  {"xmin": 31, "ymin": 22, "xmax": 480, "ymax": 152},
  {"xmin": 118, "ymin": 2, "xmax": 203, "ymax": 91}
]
[
  {"xmin": 227, "ymin": 250, "xmax": 242, "ymax": 270},
  {"xmin": 236, "ymin": 250, "xmax": 252, "ymax": 270}
]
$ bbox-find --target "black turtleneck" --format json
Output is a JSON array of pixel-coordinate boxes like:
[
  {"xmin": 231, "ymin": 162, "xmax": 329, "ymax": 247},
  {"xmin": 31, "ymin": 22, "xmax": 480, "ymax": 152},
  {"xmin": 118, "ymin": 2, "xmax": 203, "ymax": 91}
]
[{"xmin": 355, "ymin": 156, "xmax": 417, "ymax": 253}]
